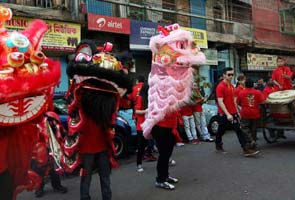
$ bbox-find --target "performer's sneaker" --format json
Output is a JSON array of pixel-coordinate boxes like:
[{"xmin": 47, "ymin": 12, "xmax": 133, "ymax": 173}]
[
  {"xmin": 243, "ymin": 149, "xmax": 260, "ymax": 157},
  {"xmin": 169, "ymin": 159, "xmax": 176, "ymax": 166},
  {"xmin": 35, "ymin": 189, "xmax": 45, "ymax": 198},
  {"xmin": 53, "ymin": 185, "xmax": 68, "ymax": 193},
  {"xmin": 155, "ymin": 181, "xmax": 175, "ymax": 190},
  {"xmin": 166, "ymin": 176, "xmax": 178, "ymax": 183},
  {"xmin": 143, "ymin": 154, "xmax": 157, "ymax": 162}
]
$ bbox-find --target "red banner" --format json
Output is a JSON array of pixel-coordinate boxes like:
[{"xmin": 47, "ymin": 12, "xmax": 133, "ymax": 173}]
[{"xmin": 88, "ymin": 13, "xmax": 130, "ymax": 35}]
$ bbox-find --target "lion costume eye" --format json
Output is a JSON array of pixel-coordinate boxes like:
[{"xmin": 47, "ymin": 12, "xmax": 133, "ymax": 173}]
[
  {"xmin": 175, "ymin": 40, "xmax": 188, "ymax": 50},
  {"xmin": 75, "ymin": 52, "xmax": 92, "ymax": 62}
]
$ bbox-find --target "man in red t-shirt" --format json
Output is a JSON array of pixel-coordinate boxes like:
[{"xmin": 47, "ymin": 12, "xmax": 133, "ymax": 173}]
[
  {"xmin": 128, "ymin": 75, "xmax": 145, "ymax": 104},
  {"xmin": 272, "ymin": 57, "xmax": 292, "ymax": 91},
  {"xmin": 215, "ymin": 67, "xmax": 259, "ymax": 157},
  {"xmin": 234, "ymin": 74, "xmax": 246, "ymax": 98},
  {"xmin": 237, "ymin": 78, "xmax": 265, "ymax": 142}
]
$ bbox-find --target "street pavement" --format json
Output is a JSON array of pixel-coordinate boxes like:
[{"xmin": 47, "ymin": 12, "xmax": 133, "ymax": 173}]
[{"xmin": 19, "ymin": 130, "xmax": 295, "ymax": 200}]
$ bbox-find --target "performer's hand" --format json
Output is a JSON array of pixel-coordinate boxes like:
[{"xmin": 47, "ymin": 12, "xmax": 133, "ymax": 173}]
[{"xmin": 226, "ymin": 113, "xmax": 233, "ymax": 122}]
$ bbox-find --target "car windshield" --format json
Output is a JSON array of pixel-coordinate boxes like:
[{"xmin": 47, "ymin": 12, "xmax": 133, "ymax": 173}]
[{"xmin": 53, "ymin": 97, "xmax": 68, "ymax": 115}]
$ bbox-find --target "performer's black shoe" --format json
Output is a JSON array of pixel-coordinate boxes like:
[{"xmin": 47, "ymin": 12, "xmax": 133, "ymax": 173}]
[
  {"xmin": 53, "ymin": 185, "xmax": 68, "ymax": 193},
  {"xmin": 35, "ymin": 189, "xmax": 45, "ymax": 198}
]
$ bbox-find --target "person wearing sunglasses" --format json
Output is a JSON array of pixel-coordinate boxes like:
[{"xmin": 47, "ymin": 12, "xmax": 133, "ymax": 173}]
[{"xmin": 215, "ymin": 67, "xmax": 260, "ymax": 157}]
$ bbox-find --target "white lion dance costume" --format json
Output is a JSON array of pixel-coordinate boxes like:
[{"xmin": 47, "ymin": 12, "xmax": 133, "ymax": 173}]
[{"xmin": 142, "ymin": 24, "xmax": 206, "ymax": 138}]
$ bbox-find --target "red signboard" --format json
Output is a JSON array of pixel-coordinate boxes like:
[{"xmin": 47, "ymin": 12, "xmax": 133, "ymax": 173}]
[{"xmin": 88, "ymin": 13, "xmax": 130, "ymax": 35}]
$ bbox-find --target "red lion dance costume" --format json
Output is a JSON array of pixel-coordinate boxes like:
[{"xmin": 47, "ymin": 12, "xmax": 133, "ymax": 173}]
[{"xmin": 0, "ymin": 6, "xmax": 60, "ymax": 200}]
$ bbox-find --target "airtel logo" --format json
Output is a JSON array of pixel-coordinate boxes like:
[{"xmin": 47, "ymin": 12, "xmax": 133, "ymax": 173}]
[{"xmin": 96, "ymin": 18, "xmax": 106, "ymax": 29}]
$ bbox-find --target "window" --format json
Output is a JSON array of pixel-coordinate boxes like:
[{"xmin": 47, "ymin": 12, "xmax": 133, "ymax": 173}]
[{"xmin": 279, "ymin": 6, "xmax": 295, "ymax": 35}]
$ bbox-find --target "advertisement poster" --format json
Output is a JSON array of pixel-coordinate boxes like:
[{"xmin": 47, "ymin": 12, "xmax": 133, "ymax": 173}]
[
  {"xmin": 4, "ymin": 17, "xmax": 81, "ymax": 52},
  {"xmin": 129, "ymin": 20, "xmax": 159, "ymax": 50},
  {"xmin": 247, "ymin": 53, "xmax": 277, "ymax": 70}
]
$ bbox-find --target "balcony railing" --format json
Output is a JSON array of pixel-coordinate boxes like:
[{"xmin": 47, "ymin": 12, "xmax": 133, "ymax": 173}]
[{"xmin": 4, "ymin": 0, "xmax": 78, "ymax": 10}]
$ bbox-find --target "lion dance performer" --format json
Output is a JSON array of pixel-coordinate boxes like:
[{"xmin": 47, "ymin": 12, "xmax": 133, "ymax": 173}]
[
  {"xmin": 65, "ymin": 39, "xmax": 132, "ymax": 200},
  {"xmin": 141, "ymin": 24, "xmax": 206, "ymax": 190},
  {"xmin": 0, "ymin": 6, "xmax": 61, "ymax": 200}
]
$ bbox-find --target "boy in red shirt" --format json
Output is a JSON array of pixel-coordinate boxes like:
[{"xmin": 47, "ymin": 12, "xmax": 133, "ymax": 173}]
[
  {"xmin": 180, "ymin": 105, "xmax": 200, "ymax": 144},
  {"xmin": 263, "ymin": 78, "xmax": 278, "ymax": 99},
  {"xmin": 216, "ymin": 67, "xmax": 259, "ymax": 157},
  {"xmin": 134, "ymin": 84, "xmax": 156, "ymax": 172},
  {"xmin": 234, "ymin": 74, "xmax": 246, "ymax": 97},
  {"xmin": 237, "ymin": 78, "xmax": 265, "ymax": 141}
]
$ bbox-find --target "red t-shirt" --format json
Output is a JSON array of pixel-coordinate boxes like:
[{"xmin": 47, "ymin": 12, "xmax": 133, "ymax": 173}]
[
  {"xmin": 79, "ymin": 116, "xmax": 108, "ymax": 154},
  {"xmin": 237, "ymin": 88, "xmax": 265, "ymax": 119},
  {"xmin": 191, "ymin": 103, "xmax": 202, "ymax": 112},
  {"xmin": 180, "ymin": 105, "xmax": 193, "ymax": 116},
  {"xmin": 157, "ymin": 111, "xmax": 178, "ymax": 129},
  {"xmin": 134, "ymin": 96, "xmax": 145, "ymax": 131},
  {"xmin": 128, "ymin": 82, "xmax": 144, "ymax": 102},
  {"xmin": 234, "ymin": 85, "xmax": 245, "ymax": 97},
  {"xmin": 263, "ymin": 86, "xmax": 278, "ymax": 99},
  {"xmin": 216, "ymin": 80, "xmax": 237, "ymax": 114},
  {"xmin": 177, "ymin": 111, "xmax": 184, "ymax": 126},
  {"xmin": 272, "ymin": 66, "xmax": 292, "ymax": 90}
]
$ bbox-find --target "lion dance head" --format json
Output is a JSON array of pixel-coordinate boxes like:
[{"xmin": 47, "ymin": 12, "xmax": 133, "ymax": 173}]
[
  {"xmin": 142, "ymin": 24, "xmax": 206, "ymax": 138},
  {"xmin": 0, "ymin": 6, "xmax": 61, "ymax": 199}
]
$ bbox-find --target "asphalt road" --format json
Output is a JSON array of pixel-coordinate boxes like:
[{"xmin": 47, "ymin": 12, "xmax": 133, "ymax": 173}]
[{"xmin": 18, "ymin": 130, "xmax": 295, "ymax": 200}]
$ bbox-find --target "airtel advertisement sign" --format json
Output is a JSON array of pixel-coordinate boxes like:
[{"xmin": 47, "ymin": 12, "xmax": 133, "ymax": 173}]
[{"xmin": 88, "ymin": 13, "xmax": 130, "ymax": 35}]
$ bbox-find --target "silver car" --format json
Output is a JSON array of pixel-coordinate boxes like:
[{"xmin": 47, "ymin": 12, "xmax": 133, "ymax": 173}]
[{"xmin": 202, "ymin": 101, "xmax": 219, "ymax": 136}]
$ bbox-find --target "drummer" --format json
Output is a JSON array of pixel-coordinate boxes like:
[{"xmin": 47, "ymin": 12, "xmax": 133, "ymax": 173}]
[
  {"xmin": 263, "ymin": 78, "xmax": 278, "ymax": 99},
  {"xmin": 272, "ymin": 57, "xmax": 292, "ymax": 91}
]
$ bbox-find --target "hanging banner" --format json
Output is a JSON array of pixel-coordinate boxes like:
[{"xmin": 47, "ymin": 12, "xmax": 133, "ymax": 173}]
[
  {"xmin": 4, "ymin": 16, "xmax": 81, "ymax": 52},
  {"xmin": 129, "ymin": 20, "xmax": 159, "ymax": 50},
  {"xmin": 181, "ymin": 27, "xmax": 208, "ymax": 49},
  {"xmin": 247, "ymin": 53, "xmax": 277, "ymax": 70},
  {"xmin": 204, "ymin": 49, "xmax": 218, "ymax": 65},
  {"xmin": 88, "ymin": 13, "xmax": 130, "ymax": 34}
]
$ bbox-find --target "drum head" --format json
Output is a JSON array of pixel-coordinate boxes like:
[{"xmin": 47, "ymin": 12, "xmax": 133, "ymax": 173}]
[{"xmin": 267, "ymin": 90, "xmax": 295, "ymax": 104}]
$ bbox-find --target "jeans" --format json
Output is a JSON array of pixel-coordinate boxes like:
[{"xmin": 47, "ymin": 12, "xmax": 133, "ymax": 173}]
[
  {"xmin": 182, "ymin": 115, "xmax": 197, "ymax": 141},
  {"xmin": 136, "ymin": 130, "xmax": 148, "ymax": 166},
  {"xmin": 0, "ymin": 169, "xmax": 13, "ymax": 200},
  {"xmin": 240, "ymin": 118, "xmax": 258, "ymax": 141},
  {"xmin": 193, "ymin": 111, "xmax": 211, "ymax": 139},
  {"xmin": 80, "ymin": 151, "xmax": 111, "ymax": 200},
  {"xmin": 215, "ymin": 113, "xmax": 247, "ymax": 149},
  {"xmin": 31, "ymin": 160, "xmax": 62, "ymax": 190},
  {"xmin": 151, "ymin": 125, "xmax": 176, "ymax": 182}
]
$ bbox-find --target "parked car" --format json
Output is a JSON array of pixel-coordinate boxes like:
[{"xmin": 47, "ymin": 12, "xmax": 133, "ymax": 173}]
[
  {"xmin": 203, "ymin": 101, "xmax": 236, "ymax": 136},
  {"xmin": 52, "ymin": 93, "xmax": 136, "ymax": 158},
  {"xmin": 203, "ymin": 102, "xmax": 219, "ymax": 136}
]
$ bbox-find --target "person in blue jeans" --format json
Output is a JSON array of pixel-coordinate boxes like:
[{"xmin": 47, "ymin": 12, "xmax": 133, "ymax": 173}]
[{"xmin": 80, "ymin": 152, "xmax": 111, "ymax": 200}]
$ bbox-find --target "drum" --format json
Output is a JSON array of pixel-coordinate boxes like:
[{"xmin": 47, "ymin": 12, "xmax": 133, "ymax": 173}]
[{"xmin": 266, "ymin": 90, "xmax": 295, "ymax": 123}]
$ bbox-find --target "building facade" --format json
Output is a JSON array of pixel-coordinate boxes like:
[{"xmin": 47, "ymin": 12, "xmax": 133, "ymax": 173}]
[{"xmin": 3, "ymin": 0, "xmax": 295, "ymax": 94}]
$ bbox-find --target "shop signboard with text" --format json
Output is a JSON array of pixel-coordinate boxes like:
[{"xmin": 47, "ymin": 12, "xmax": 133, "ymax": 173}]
[
  {"xmin": 204, "ymin": 49, "xmax": 218, "ymax": 65},
  {"xmin": 247, "ymin": 53, "xmax": 277, "ymax": 70},
  {"xmin": 181, "ymin": 27, "xmax": 208, "ymax": 49},
  {"xmin": 129, "ymin": 20, "xmax": 159, "ymax": 50},
  {"xmin": 88, "ymin": 13, "xmax": 130, "ymax": 35},
  {"xmin": 4, "ymin": 17, "xmax": 81, "ymax": 52}
]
